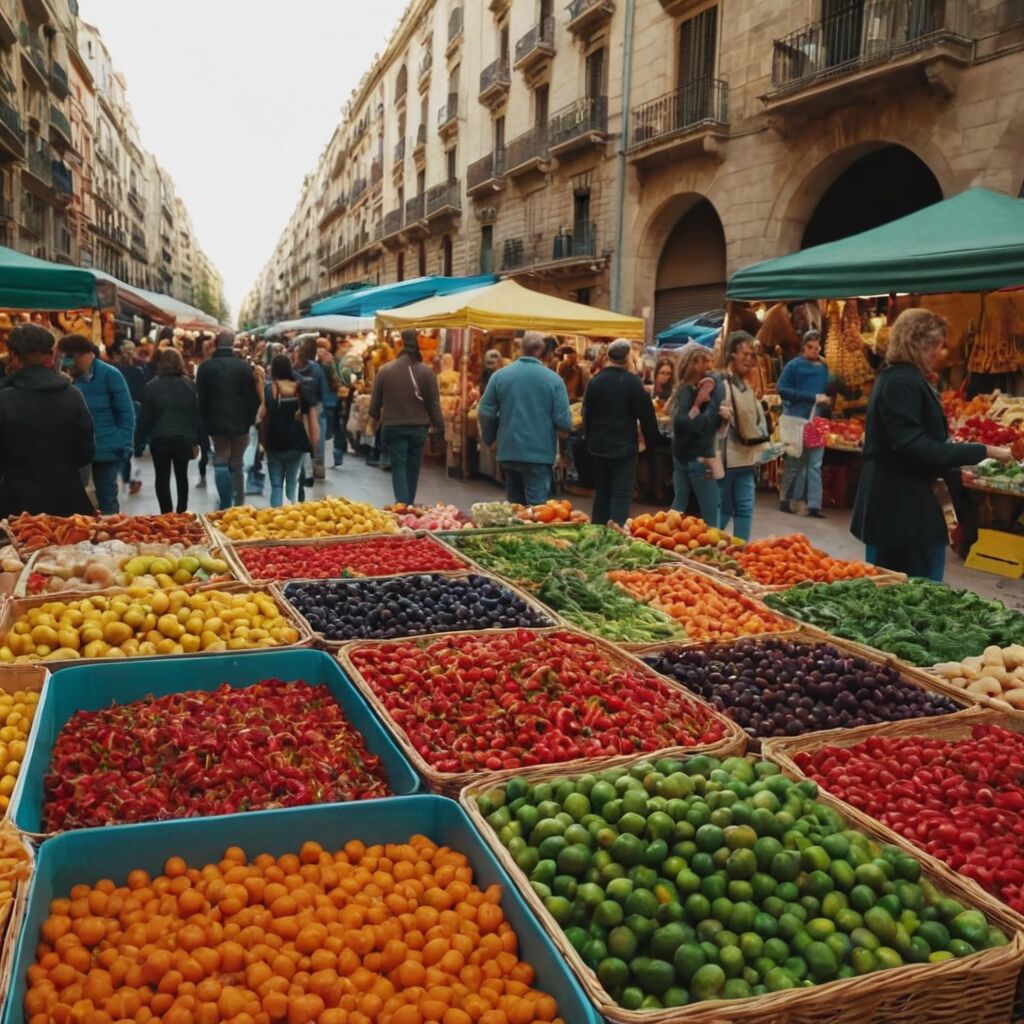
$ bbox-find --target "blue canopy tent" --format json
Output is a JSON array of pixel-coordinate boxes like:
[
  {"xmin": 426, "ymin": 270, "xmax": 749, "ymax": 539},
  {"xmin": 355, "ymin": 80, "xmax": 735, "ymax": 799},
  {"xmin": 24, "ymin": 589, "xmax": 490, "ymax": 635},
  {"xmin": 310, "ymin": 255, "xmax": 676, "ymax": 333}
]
[{"xmin": 311, "ymin": 275, "xmax": 496, "ymax": 317}]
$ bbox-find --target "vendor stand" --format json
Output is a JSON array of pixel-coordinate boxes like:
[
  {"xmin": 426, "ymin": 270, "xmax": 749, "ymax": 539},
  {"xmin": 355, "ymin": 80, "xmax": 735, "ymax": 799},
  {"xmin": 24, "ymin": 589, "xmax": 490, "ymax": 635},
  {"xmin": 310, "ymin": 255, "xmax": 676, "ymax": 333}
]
[{"xmin": 727, "ymin": 188, "xmax": 1024, "ymax": 568}]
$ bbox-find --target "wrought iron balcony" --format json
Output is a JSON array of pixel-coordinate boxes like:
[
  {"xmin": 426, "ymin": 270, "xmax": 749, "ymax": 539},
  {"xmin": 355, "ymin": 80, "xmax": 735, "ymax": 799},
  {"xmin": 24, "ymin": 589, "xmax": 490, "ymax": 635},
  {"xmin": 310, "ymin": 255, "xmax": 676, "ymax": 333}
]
[
  {"xmin": 394, "ymin": 137, "xmax": 406, "ymax": 163},
  {"xmin": 131, "ymin": 228, "xmax": 147, "ymax": 257},
  {"xmin": 514, "ymin": 16, "xmax": 556, "ymax": 72},
  {"xmin": 425, "ymin": 179, "xmax": 461, "ymax": 219},
  {"xmin": 49, "ymin": 59, "xmax": 68, "ymax": 98},
  {"xmin": 567, "ymin": 0, "xmax": 615, "ymax": 37},
  {"xmin": 501, "ymin": 237, "xmax": 526, "ymax": 271},
  {"xmin": 419, "ymin": 50, "xmax": 432, "ymax": 89},
  {"xmin": 51, "ymin": 158, "xmax": 72, "ymax": 197},
  {"xmin": 319, "ymin": 192, "xmax": 348, "ymax": 227},
  {"xmin": 128, "ymin": 186, "xmax": 143, "ymax": 211},
  {"xmin": 0, "ymin": 98, "xmax": 25, "ymax": 158},
  {"xmin": 447, "ymin": 6, "xmax": 463, "ymax": 51},
  {"xmin": 20, "ymin": 204, "xmax": 45, "ymax": 238},
  {"xmin": 437, "ymin": 93, "xmax": 459, "ymax": 134},
  {"xmin": 21, "ymin": 41, "xmax": 48, "ymax": 87},
  {"xmin": 769, "ymin": 0, "xmax": 971, "ymax": 99},
  {"xmin": 405, "ymin": 193, "xmax": 425, "ymax": 223},
  {"xmin": 350, "ymin": 176, "xmax": 369, "ymax": 202},
  {"xmin": 548, "ymin": 95, "xmax": 608, "ymax": 155},
  {"xmin": 25, "ymin": 135, "xmax": 51, "ymax": 186},
  {"xmin": 505, "ymin": 124, "xmax": 549, "ymax": 177},
  {"xmin": 371, "ymin": 158, "xmax": 383, "ymax": 186},
  {"xmin": 48, "ymin": 103, "xmax": 71, "ymax": 146},
  {"xmin": 383, "ymin": 207, "xmax": 404, "ymax": 237},
  {"xmin": 479, "ymin": 57, "xmax": 511, "ymax": 106},
  {"xmin": 467, "ymin": 149, "xmax": 506, "ymax": 196},
  {"xmin": 629, "ymin": 78, "xmax": 729, "ymax": 158},
  {"xmin": 551, "ymin": 221, "xmax": 597, "ymax": 260}
]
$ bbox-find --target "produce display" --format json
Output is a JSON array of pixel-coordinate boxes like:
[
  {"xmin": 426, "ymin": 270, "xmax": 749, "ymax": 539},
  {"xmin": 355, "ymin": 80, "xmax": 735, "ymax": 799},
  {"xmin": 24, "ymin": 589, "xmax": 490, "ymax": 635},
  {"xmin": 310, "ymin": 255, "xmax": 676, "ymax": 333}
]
[
  {"xmin": 825, "ymin": 298, "xmax": 874, "ymax": 389},
  {"xmin": 608, "ymin": 568, "xmax": 794, "ymax": 643},
  {"xmin": 627, "ymin": 510, "xmax": 738, "ymax": 555},
  {"xmin": 537, "ymin": 571, "xmax": 688, "ymax": 645},
  {"xmin": 791, "ymin": 724, "xmax": 1024, "ymax": 915},
  {"xmin": 451, "ymin": 525, "xmax": 669, "ymax": 587},
  {"xmin": 930, "ymin": 645, "xmax": 1024, "ymax": 709},
  {"xmin": 643, "ymin": 638, "xmax": 961, "ymax": 742},
  {"xmin": 386, "ymin": 502, "xmax": 471, "ymax": 530},
  {"xmin": 0, "ymin": 685, "xmax": 39, "ymax": 812},
  {"xmin": 826, "ymin": 419, "xmax": 865, "ymax": 450},
  {"xmin": 24, "ymin": 837, "xmax": 567, "ymax": 1024},
  {"xmin": 208, "ymin": 497, "xmax": 397, "ymax": 541},
  {"xmin": 476, "ymin": 754, "xmax": 1007, "ymax": 1011},
  {"xmin": 0, "ymin": 819, "xmax": 30, "ymax": 925},
  {"xmin": 472, "ymin": 501, "xmax": 528, "ymax": 528},
  {"xmin": 519, "ymin": 499, "xmax": 589, "ymax": 525},
  {"xmin": 942, "ymin": 390, "xmax": 992, "ymax": 423},
  {"xmin": 6, "ymin": 512, "xmax": 207, "ymax": 552},
  {"xmin": 765, "ymin": 579, "xmax": 1024, "ymax": 667},
  {"xmin": 348, "ymin": 630, "xmax": 729, "ymax": 774},
  {"xmin": 237, "ymin": 536, "xmax": 466, "ymax": 582},
  {"xmin": 733, "ymin": 535, "xmax": 881, "ymax": 588},
  {"xmin": 0, "ymin": 588, "xmax": 302, "ymax": 663},
  {"xmin": 43, "ymin": 680, "xmax": 389, "ymax": 830},
  {"xmin": 963, "ymin": 457, "xmax": 1024, "ymax": 492},
  {"xmin": 26, "ymin": 542, "xmax": 233, "ymax": 595},
  {"xmin": 286, "ymin": 573, "xmax": 551, "ymax": 642},
  {"xmin": 952, "ymin": 416, "xmax": 1021, "ymax": 448}
]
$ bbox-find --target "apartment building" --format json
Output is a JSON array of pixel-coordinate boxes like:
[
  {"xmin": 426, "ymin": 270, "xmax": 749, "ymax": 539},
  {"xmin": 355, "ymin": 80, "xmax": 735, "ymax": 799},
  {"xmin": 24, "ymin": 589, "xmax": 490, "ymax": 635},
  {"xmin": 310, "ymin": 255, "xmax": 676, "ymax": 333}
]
[
  {"xmin": 0, "ymin": 0, "xmax": 226, "ymax": 319},
  {"xmin": 247, "ymin": 0, "xmax": 1024, "ymax": 335}
]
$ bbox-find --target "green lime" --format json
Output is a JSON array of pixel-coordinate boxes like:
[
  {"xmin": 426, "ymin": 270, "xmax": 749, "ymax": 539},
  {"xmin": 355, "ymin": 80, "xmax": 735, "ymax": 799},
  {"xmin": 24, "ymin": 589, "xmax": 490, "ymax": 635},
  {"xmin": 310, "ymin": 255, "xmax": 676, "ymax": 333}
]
[
  {"xmin": 563, "ymin": 792, "xmax": 591, "ymax": 821},
  {"xmin": 850, "ymin": 927, "xmax": 880, "ymax": 951},
  {"xmin": 726, "ymin": 848, "xmax": 757, "ymax": 880},
  {"xmin": 690, "ymin": 852, "xmax": 716, "ymax": 877},
  {"xmin": 695, "ymin": 824, "xmax": 725, "ymax": 853},
  {"xmin": 739, "ymin": 932, "xmax": 764, "ymax": 961},
  {"xmin": 557, "ymin": 844, "xmax": 592, "ymax": 877},
  {"xmin": 684, "ymin": 893, "xmax": 711, "ymax": 923},
  {"xmin": 771, "ymin": 851, "xmax": 800, "ymax": 882},
  {"xmin": 807, "ymin": 917, "xmax": 836, "ymax": 941},
  {"xmin": 929, "ymin": 950, "xmax": 954, "ymax": 963},
  {"xmin": 635, "ymin": 958, "xmax": 675, "ymax": 995},
  {"xmin": 875, "ymin": 946, "xmax": 904, "ymax": 969},
  {"xmin": 618, "ymin": 812, "xmax": 647, "ymax": 837},
  {"xmin": 605, "ymin": 877, "xmax": 634, "ymax": 904},
  {"xmin": 621, "ymin": 788, "xmax": 648, "ymax": 815},
  {"xmin": 916, "ymin": 920, "xmax": 949, "ymax": 951},
  {"xmin": 835, "ymin": 908, "xmax": 863, "ymax": 934},
  {"xmin": 624, "ymin": 888, "xmax": 659, "ymax": 919},
  {"xmin": 673, "ymin": 942, "xmax": 706, "ymax": 983},
  {"xmin": 719, "ymin": 945, "xmax": 745, "ymax": 978},
  {"xmin": 728, "ymin": 902, "xmax": 757, "ymax": 935},
  {"xmin": 763, "ymin": 937, "xmax": 789, "ymax": 963},
  {"xmin": 850, "ymin": 947, "xmax": 877, "ymax": 975},
  {"xmin": 950, "ymin": 910, "xmax": 989, "ymax": 947},
  {"xmin": 948, "ymin": 938, "xmax": 976, "ymax": 958},
  {"xmin": 543, "ymin": 895, "xmax": 572, "ymax": 925},
  {"xmin": 551, "ymin": 874, "xmax": 577, "ymax": 900},
  {"xmin": 700, "ymin": 873, "xmax": 727, "ymax": 901},
  {"xmin": 820, "ymin": 892, "xmax": 847, "ymax": 920},
  {"xmin": 783, "ymin": 955, "xmax": 807, "ymax": 981},
  {"xmin": 611, "ymin": 833, "xmax": 644, "ymax": 867},
  {"xmin": 594, "ymin": 900, "xmax": 624, "ymax": 928},
  {"xmin": 864, "ymin": 906, "xmax": 897, "ymax": 944},
  {"xmin": 607, "ymin": 925, "xmax": 638, "ymax": 961},
  {"xmin": 675, "ymin": 869, "xmax": 701, "ymax": 896},
  {"xmin": 764, "ymin": 966, "xmax": 797, "ymax": 991},
  {"xmin": 690, "ymin": 963, "xmax": 726, "ymax": 999},
  {"xmin": 754, "ymin": 912, "xmax": 780, "ymax": 938},
  {"xmin": 538, "ymin": 835, "xmax": 568, "ymax": 862},
  {"xmin": 590, "ymin": 780, "xmax": 616, "ymax": 807},
  {"xmin": 830, "ymin": 859, "xmax": 855, "ymax": 892}
]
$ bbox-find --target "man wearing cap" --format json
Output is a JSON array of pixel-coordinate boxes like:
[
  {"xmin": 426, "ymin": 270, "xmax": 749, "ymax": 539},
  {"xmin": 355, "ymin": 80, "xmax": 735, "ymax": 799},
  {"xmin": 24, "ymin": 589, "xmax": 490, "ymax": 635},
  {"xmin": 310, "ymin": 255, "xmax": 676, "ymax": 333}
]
[
  {"xmin": 195, "ymin": 330, "xmax": 260, "ymax": 510},
  {"xmin": 368, "ymin": 329, "xmax": 443, "ymax": 506},
  {"xmin": 0, "ymin": 324, "xmax": 94, "ymax": 516},
  {"xmin": 582, "ymin": 339, "xmax": 660, "ymax": 525},
  {"xmin": 776, "ymin": 329, "xmax": 831, "ymax": 518},
  {"xmin": 478, "ymin": 332, "xmax": 573, "ymax": 507}
]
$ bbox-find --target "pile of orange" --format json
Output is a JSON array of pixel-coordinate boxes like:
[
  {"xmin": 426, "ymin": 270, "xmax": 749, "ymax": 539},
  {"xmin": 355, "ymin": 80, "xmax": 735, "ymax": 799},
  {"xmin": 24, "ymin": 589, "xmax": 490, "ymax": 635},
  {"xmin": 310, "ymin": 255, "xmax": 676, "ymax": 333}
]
[
  {"xmin": 626, "ymin": 510, "xmax": 734, "ymax": 553},
  {"xmin": 25, "ymin": 836, "xmax": 563, "ymax": 1024},
  {"xmin": 517, "ymin": 501, "xmax": 587, "ymax": 525},
  {"xmin": 735, "ymin": 534, "xmax": 880, "ymax": 587},
  {"xmin": 608, "ymin": 567, "xmax": 793, "ymax": 643}
]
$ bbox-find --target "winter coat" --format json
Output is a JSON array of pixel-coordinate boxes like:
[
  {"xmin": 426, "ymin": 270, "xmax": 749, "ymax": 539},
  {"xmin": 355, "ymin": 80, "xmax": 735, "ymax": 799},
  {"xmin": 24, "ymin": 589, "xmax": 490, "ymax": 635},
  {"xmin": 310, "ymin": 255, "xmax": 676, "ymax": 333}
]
[
  {"xmin": 0, "ymin": 365, "xmax": 94, "ymax": 516},
  {"xmin": 195, "ymin": 349, "xmax": 260, "ymax": 438},
  {"xmin": 136, "ymin": 374, "xmax": 202, "ymax": 449},
  {"xmin": 72, "ymin": 357, "xmax": 136, "ymax": 463},
  {"xmin": 369, "ymin": 353, "xmax": 444, "ymax": 430},
  {"xmin": 583, "ymin": 366, "xmax": 660, "ymax": 460}
]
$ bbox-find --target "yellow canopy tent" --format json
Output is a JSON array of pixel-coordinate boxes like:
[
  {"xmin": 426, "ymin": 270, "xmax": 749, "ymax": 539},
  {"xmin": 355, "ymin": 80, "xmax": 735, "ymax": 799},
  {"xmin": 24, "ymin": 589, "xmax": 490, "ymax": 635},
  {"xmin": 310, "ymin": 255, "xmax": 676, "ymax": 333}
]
[{"xmin": 375, "ymin": 279, "xmax": 645, "ymax": 339}]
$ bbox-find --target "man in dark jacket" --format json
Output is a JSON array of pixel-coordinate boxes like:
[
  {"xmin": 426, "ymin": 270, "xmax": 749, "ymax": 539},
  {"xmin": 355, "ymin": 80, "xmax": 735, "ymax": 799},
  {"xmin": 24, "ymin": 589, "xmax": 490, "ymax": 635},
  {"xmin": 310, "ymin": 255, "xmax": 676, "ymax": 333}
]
[
  {"xmin": 368, "ymin": 330, "xmax": 443, "ymax": 505},
  {"xmin": 195, "ymin": 331, "xmax": 260, "ymax": 509},
  {"xmin": 582, "ymin": 339, "xmax": 660, "ymax": 525},
  {"xmin": 0, "ymin": 324, "xmax": 94, "ymax": 517}
]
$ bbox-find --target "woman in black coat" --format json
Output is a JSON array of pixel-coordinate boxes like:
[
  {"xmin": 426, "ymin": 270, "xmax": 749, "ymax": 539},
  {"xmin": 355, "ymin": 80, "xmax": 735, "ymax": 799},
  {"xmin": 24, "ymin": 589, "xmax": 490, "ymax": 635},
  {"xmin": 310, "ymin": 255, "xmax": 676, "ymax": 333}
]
[{"xmin": 850, "ymin": 309, "xmax": 1013, "ymax": 581}]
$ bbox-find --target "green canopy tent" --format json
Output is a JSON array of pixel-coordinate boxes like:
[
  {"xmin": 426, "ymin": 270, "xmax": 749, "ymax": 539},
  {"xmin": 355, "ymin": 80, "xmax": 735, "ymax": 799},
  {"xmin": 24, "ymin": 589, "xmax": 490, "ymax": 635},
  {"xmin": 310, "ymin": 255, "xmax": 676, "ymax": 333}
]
[
  {"xmin": 727, "ymin": 189, "xmax": 1024, "ymax": 301},
  {"xmin": 0, "ymin": 245, "xmax": 104, "ymax": 310}
]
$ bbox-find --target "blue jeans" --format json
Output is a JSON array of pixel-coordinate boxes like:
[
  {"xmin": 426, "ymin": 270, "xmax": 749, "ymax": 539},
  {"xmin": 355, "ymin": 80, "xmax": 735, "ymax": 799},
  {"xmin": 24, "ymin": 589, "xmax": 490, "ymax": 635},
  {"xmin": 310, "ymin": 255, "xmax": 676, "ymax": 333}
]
[
  {"xmin": 672, "ymin": 458, "xmax": 721, "ymax": 525},
  {"xmin": 331, "ymin": 403, "xmax": 347, "ymax": 464},
  {"xmin": 866, "ymin": 543, "xmax": 946, "ymax": 582},
  {"xmin": 382, "ymin": 425, "xmax": 428, "ymax": 505},
  {"xmin": 91, "ymin": 460, "xmax": 122, "ymax": 515},
  {"xmin": 781, "ymin": 446, "xmax": 825, "ymax": 509},
  {"xmin": 719, "ymin": 466, "xmax": 756, "ymax": 541},
  {"xmin": 212, "ymin": 433, "xmax": 249, "ymax": 510},
  {"xmin": 267, "ymin": 449, "xmax": 306, "ymax": 507},
  {"xmin": 501, "ymin": 461, "xmax": 551, "ymax": 506}
]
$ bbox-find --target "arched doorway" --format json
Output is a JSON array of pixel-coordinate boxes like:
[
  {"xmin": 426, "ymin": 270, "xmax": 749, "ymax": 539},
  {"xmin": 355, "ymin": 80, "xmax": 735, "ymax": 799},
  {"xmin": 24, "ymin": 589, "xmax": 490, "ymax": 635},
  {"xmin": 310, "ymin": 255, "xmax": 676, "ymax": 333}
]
[
  {"xmin": 802, "ymin": 144, "xmax": 942, "ymax": 248},
  {"xmin": 653, "ymin": 198, "xmax": 726, "ymax": 335}
]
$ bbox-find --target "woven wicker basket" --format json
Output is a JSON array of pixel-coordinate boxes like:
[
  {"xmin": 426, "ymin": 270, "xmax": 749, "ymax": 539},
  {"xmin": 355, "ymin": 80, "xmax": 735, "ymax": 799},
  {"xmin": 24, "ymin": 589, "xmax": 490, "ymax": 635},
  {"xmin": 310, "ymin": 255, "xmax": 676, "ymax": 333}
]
[
  {"xmin": 224, "ymin": 532, "xmax": 471, "ymax": 585},
  {"xmin": 0, "ymin": 826, "xmax": 34, "ymax": 1009},
  {"xmin": 460, "ymin": 749, "xmax": 1024, "ymax": 1024},
  {"xmin": 632, "ymin": 629, "xmax": 979, "ymax": 753},
  {"xmin": 0, "ymin": 582, "xmax": 314, "ymax": 671},
  {"xmin": 336, "ymin": 626, "xmax": 746, "ymax": 796},
  {"xmin": 283, "ymin": 570, "xmax": 560, "ymax": 652}
]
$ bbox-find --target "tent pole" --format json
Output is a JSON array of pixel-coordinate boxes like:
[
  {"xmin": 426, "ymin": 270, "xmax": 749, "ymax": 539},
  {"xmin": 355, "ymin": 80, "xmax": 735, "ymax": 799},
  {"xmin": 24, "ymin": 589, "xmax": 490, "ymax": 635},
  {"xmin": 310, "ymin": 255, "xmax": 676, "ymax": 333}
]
[{"xmin": 461, "ymin": 330, "xmax": 471, "ymax": 480}]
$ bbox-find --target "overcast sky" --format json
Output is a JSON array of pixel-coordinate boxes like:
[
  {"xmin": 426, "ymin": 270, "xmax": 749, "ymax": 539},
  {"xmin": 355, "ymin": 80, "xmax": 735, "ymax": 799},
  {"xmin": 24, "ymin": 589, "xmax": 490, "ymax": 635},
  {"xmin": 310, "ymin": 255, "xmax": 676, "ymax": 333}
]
[{"xmin": 78, "ymin": 0, "xmax": 408, "ymax": 323}]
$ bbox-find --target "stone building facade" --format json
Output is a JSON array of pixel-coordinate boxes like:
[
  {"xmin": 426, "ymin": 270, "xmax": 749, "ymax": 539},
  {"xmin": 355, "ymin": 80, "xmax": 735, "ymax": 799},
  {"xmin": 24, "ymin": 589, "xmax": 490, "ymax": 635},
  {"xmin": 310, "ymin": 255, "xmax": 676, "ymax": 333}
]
[{"xmin": 244, "ymin": 0, "xmax": 1024, "ymax": 335}]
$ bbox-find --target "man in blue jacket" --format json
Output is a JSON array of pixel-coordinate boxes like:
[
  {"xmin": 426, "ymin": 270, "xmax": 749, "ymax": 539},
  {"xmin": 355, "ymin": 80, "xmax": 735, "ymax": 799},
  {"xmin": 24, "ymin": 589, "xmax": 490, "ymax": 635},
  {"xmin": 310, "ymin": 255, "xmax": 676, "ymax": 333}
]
[
  {"xmin": 58, "ymin": 334, "xmax": 136, "ymax": 515},
  {"xmin": 478, "ymin": 332, "xmax": 573, "ymax": 506}
]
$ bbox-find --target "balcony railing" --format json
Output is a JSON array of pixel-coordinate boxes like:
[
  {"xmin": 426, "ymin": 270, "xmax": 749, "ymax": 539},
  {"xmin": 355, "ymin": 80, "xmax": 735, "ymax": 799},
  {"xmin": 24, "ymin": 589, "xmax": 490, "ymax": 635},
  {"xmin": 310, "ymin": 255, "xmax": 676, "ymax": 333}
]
[
  {"xmin": 479, "ymin": 57, "xmax": 511, "ymax": 102},
  {"xmin": 51, "ymin": 158, "xmax": 72, "ymax": 195},
  {"xmin": 549, "ymin": 95, "xmax": 608, "ymax": 151},
  {"xmin": 448, "ymin": 6, "xmax": 463, "ymax": 46},
  {"xmin": 771, "ymin": 0, "xmax": 970, "ymax": 93},
  {"xmin": 25, "ymin": 43, "xmax": 48, "ymax": 84},
  {"xmin": 26, "ymin": 136, "xmax": 51, "ymax": 185},
  {"xmin": 0, "ymin": 98, "xmax": 25, "ymax": 149},
  {"xmin": 502, "ymin": 237, "xmax": 526, "ymax": 270},
  {"xmin": 567, "ymin": 0, "xmax": 615, "ymax": 35},
  {"xmin": 383, "ymin": 208, "xmax": 403, "ymax": 236},
  {"xmin": 415, "ymin": 123, "xmax": 427, "ymax": 148},
  {"xmin": 394, "ymin": 137, "xmax": 406, "ymax": 162},
  {"xmin": 131, "ymin": 228, "xmax": 146, "ymax": 256},
  {"xmin": 426, "ymin": 179, "xmax": 461, "ymax": 218},
  {"xmin": 552, "ymin": 221, "xmax": 597, "ymax": 260},
  {"xmin": 20, "ymin": 204, "xmax": 45, "ymax": 238},
  {"xmin": 350, "ymin": 176, "xmax": 369, "ymax": 202},
  {"xmin": 48, "ymin": 103, "xmax": 71, "ymax": 143},
  {"xmin": 505, "ymin": 124, "xmax": 548, "ymax": 175},
  {"xmin": 467, "ymin": 149, "xmax": 506, "ymax": 194},
  {"xmin": 49, "ymin": 59, "xmax": 68, "ymax": 97},
  {"xmin": 406, "ymin": 193, "xmax": 425, "ymax": 223},
  {"xmin": 629, "ymin": 78, "xmax": 729, "ymax": 150},
  {"xmin": 419, "ymin": 50, "xmax": 433, "ymax": 82},
  {"xmin": 371, "ymin": 158, "xmax": 383, "ymax": 186},
  {"xmin": 515, "ymin": 16, "xmax": 556, "ymax": 69},
  {"xmin": 437, "ymin": 93, "xmax": 459, "ymax": 131},
  {"xmin": 0, "ymin": 198, "xmax": 12, "ymax": 222}
]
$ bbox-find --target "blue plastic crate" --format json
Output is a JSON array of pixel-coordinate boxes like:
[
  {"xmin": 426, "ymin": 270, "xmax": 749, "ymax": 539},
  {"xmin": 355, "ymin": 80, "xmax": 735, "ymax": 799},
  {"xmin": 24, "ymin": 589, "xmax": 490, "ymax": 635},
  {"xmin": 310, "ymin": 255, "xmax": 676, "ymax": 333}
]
[
  {"xmin": 1, "ymin": 796, "xmax": 601, "ymax": 1024},
  {"xmin": 8, "ymin": 649, "xmax": 421, "ymax": 834}
]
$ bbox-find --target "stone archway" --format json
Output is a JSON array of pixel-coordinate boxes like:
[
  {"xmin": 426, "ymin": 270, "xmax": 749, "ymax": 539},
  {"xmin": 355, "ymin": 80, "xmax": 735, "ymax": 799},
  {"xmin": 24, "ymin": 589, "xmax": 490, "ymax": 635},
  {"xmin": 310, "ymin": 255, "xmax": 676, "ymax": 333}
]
[{"xmin": 767, "ymin": 136, "xmax": 955, "ymax": 255}]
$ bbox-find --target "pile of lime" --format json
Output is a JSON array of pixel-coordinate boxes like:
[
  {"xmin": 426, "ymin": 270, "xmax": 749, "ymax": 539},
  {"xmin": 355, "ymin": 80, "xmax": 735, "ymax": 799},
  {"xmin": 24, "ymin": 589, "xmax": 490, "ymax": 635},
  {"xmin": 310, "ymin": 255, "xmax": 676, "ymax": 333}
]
[{"xmin": 476, "ymin": 755, "xmax": 1008, "ymax": 1010}]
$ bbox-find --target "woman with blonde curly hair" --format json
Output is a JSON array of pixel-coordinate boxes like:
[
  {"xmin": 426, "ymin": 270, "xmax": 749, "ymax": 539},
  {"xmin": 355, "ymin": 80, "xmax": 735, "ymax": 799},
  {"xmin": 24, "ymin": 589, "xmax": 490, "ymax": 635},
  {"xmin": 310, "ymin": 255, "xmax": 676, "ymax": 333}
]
[{"xmin": 851, "ymin": 308, "xmax": 1012, "ymax": 581}]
